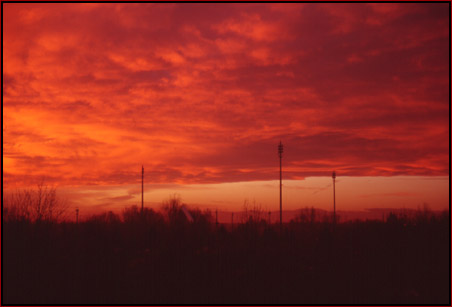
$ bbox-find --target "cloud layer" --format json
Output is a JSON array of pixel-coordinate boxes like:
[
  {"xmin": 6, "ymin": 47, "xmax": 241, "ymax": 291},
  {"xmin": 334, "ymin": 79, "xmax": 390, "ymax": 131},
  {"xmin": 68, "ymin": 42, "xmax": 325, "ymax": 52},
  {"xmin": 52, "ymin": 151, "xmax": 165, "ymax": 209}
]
[{"xmin": 3, "ymin": 3, "xmax": 449, "ymax": 187}]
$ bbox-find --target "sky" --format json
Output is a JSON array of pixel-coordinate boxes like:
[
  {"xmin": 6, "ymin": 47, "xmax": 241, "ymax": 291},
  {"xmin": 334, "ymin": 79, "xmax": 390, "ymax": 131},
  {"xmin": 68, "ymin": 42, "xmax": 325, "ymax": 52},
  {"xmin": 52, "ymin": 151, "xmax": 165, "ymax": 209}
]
[{"xmin": 3, "ymin": 3, "xmax": 450, "ymax": 215}]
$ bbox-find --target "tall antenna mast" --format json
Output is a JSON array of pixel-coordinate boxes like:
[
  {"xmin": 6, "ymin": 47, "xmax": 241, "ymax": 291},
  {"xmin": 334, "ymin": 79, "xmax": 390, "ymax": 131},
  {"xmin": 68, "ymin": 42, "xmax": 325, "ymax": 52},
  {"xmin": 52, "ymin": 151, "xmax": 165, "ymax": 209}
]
[
  {"xmin": 278, "ymin": 141, "xmax": 284, "ymax": 230},
  {"xmin": 332, "ymin": 171, "xmax": 336, "ymax": 224},
  {"xmin": 141, "ymin": 165, "xmax": 144, "ymax": 214}
]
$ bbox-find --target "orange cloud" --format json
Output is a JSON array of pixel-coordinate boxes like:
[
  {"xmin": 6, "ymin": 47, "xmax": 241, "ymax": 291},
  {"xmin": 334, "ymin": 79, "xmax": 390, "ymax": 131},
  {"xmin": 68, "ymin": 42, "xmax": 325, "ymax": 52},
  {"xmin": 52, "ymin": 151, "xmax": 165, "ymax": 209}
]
[{"xmin": 3, "ymin": 3, "xmax": 449, "ymax": 190}]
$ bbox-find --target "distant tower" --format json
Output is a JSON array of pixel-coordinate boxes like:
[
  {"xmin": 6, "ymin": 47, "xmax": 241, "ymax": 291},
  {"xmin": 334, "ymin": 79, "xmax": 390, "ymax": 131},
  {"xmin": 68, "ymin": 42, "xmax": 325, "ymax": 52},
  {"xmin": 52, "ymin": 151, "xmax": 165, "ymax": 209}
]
[
  {"xmin": 332, "ymin": 171, "xmax": 336, "ymax": 224},
  {"xmin": 141, "ymin": 165, "xmax": 144, "ymax": 214},
  {"xmin": 278, "ymin": 141, "xmax": 284, "ymax": 230},
  {"xmin": 75, "ymin": 207, "xmax": 79, "ymax": 224}
]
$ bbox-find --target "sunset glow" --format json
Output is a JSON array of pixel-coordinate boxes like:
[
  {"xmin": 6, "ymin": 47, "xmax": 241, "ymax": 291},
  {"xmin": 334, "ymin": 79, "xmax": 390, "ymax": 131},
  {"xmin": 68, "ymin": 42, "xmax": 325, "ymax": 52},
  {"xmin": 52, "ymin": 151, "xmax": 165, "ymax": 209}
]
[{"xmin": 3, "ymin": 3, "xmax": 449, "ymax": 215}]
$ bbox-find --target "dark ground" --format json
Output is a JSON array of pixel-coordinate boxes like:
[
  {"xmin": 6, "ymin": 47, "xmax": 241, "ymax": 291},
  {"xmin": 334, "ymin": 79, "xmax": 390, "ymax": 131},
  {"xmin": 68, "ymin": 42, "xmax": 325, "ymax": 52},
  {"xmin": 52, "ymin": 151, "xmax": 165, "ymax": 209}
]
[{"xmin": 2, "ymin": 209, "xmax": 450, "ymax": 305}]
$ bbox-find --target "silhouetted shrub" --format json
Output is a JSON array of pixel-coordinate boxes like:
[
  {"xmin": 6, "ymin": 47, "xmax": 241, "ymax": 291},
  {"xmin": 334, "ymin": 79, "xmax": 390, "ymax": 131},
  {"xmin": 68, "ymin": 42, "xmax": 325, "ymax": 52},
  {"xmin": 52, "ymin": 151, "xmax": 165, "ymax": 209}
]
[
  {"xmin": 87, "ymin": 210, "xmax": 121, "ymax": 224},
  {"xmin": 123, "ymin": 205, "xmax": 164, "ymax": 225}
]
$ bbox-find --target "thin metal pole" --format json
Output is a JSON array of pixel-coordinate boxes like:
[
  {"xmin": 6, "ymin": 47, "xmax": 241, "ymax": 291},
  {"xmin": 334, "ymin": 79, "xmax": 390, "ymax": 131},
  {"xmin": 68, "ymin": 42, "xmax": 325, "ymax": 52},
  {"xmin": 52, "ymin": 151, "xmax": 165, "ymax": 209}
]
[
  {"xmin": 332, "ymin": 171, "xmax": 336, "ymax": 224},
  {"xmin": 280, "ymin": 153, "xmax": 282, "ymax": 229},
  {"xmin": 278, "ymin": 141, "xmax": 283, "ymax": 231},
  {"xmin": 333, "ymin": 177, "xmax": 336, "ymax": 223},
  {"xmin": 141, "ymin": 165, "xmax": 144, "ymax": 214}
]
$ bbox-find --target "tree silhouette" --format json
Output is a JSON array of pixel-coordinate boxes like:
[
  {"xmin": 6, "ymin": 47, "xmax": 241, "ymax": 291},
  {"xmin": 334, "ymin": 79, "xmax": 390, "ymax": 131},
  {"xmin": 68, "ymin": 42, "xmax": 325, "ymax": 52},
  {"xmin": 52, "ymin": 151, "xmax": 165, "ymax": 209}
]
[{"xmin": 3, "ymin": 182, "xmax": 68, "ymax": 222}]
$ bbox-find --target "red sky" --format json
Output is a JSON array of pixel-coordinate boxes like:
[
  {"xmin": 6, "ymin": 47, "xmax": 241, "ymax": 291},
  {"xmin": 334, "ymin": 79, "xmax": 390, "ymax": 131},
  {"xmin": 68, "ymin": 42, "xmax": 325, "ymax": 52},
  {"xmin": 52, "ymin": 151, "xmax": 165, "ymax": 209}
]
[{"xmin": 3, "ymin": 3, "xmax": 449, "ymax": 214}]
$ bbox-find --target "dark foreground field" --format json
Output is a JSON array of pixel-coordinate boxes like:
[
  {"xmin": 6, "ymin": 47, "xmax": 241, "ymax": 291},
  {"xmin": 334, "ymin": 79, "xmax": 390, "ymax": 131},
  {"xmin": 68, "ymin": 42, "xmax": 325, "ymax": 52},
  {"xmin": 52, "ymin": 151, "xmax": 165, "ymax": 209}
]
[{"xmin": 2, "ymin": 208, "xmax": 449, "ymax": 305}]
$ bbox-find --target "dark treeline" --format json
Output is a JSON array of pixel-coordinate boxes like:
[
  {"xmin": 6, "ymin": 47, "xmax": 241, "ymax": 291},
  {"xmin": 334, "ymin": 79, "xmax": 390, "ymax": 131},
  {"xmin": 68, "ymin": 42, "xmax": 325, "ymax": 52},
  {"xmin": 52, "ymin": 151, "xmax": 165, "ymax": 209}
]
[{"xmin": 3, "ymin": 199, "xmax": 449, "ymax": 305}]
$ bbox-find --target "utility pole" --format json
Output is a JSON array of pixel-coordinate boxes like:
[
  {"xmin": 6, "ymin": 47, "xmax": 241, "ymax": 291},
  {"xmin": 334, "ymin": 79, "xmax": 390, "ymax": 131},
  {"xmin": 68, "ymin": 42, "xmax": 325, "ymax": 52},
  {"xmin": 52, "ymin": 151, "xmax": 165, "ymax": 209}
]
[
  {"xmin": 332, "ymin": 171, "xmax": 336, "ymax": 224},
  {"xmin": 268, "ymin": 211, "xmax": 271, "ymax": 224},
  {"xmin": 215, "ymin": 209, "xmax": 219, "ymax": 228},
  {"xmin": 75, "ymin": 207, "xmax": 79, "ymax": 224},
  {"xmin": 278, "ymin": 141, "xmax": 284, "ymax": 231},
  {"xmin": 141, "ymin": 165, "xmax": 144, "ymax": 214}
]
